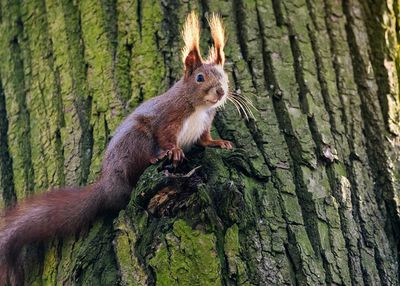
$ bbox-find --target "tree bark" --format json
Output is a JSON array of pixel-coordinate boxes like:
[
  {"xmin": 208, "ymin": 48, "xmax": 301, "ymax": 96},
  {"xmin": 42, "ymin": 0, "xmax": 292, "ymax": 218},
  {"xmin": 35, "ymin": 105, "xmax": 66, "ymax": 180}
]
[{"xmin": 0, "ymin": 0, "xmax": 399, "ymax": 285}]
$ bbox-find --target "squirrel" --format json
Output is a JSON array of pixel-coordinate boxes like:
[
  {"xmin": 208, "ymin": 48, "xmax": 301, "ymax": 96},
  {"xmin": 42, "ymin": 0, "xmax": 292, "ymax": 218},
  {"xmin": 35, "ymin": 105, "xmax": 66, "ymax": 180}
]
[{"xmin": 0, "ymin": 12, "xmax": 234, "ymax": 285}]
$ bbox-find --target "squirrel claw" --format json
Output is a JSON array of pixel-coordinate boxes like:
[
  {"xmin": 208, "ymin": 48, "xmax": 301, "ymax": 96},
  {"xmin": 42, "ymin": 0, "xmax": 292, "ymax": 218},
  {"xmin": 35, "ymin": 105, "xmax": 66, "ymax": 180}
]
[
  {"xmin": 152, "ymin": 146, "xmax": 185, "ymax": 166},
  {"xmin": 167, "ymin": 147, "xmax": 185, "ymax": 167}
]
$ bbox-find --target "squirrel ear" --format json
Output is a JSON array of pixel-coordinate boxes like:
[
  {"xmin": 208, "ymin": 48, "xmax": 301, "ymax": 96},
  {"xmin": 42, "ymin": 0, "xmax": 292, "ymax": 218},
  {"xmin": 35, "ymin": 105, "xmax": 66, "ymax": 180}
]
[
  {"xmin": 182, "ymin": 11, "xmax": 203, "ymax": 77},
  {"xmin": 184, "ymin": 50, "xmax": 202, "ymax": 76},
  {"xmin": 207, "ymin": 13, "xmax": 225, "ymax": 66}
]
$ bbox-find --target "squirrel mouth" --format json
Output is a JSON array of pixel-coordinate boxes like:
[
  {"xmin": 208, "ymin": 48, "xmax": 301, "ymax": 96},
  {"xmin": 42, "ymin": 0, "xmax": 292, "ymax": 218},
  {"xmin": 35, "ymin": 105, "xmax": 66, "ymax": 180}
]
[{"xmin": 207, "ymin": 99, "xmax": 219, "ymax": 104}]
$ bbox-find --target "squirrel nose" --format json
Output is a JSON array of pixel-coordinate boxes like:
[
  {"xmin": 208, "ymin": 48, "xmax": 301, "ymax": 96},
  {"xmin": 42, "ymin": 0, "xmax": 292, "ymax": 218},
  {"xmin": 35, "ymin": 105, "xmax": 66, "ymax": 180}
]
[{"xmin": 216, "ymin": 87, "xmax": 224, "ymax": 98}]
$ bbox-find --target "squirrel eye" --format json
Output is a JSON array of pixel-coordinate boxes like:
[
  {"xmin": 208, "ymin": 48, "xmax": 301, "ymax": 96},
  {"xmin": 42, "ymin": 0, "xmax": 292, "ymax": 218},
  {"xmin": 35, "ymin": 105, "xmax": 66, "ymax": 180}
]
[{"xmin": 196, "ymin": 74, "xmax": 205, "ymax": 82}]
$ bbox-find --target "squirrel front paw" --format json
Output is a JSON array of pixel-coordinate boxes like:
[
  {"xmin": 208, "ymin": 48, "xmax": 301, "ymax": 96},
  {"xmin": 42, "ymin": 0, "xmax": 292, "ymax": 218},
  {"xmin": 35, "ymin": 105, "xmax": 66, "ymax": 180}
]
[
  {"xmin": 150, "ymin": 146, "xmax": 185, "ymax": 167},
  {"xmin": 214, "ymin": 140, "xmax": 233, "ymax": 149},
  {"xmin": 201, "ymin": 139, "xmax": 233, "ymax": 150}
]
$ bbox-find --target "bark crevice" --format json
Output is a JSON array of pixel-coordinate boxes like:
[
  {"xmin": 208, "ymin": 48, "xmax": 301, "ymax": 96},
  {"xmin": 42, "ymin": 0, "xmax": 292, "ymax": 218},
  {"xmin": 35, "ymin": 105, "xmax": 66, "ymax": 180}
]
[{"xmin": 0, "ymin": 77, "xmax": 16, "ymax": 207}]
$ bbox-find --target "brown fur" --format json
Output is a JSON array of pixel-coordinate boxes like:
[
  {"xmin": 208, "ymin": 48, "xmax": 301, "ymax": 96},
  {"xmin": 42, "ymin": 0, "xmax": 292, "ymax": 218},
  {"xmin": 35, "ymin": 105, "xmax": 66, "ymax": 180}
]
[{"xmin": 0, "ymin": 12, "xmax": 231, "ymax": 285}]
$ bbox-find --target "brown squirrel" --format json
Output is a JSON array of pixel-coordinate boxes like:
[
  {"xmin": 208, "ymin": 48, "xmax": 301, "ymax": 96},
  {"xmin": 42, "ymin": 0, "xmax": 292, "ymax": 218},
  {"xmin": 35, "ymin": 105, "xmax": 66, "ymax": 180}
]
[{"xmin": 0, "ymin": 12, "xmax": 234, "ymax": 285}]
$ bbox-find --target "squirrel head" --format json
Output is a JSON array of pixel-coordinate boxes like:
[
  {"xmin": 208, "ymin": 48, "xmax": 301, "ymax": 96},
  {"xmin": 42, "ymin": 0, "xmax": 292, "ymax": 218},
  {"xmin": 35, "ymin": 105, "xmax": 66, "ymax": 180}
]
[{"xmin": 181, "ymin": 12, "xmax": 228, "ymax": 109}]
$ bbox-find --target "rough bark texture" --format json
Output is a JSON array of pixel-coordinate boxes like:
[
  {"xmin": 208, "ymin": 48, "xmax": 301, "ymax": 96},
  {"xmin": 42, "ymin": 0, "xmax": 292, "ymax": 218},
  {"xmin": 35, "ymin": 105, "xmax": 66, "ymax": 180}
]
[{"xmin": 0, "ymin": 0, "xmax": 399, "ymax": 285}]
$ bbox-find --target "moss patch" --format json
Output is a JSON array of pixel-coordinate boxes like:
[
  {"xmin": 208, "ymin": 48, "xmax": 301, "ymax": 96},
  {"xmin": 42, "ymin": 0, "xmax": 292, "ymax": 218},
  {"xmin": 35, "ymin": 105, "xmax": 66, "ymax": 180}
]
[
  {"xmin": 150, "ymin": 219, "xmax": 221, "ymax": 286},
  {"xmin": 114, "ymin": 211, "xmax": 148, "ymax": 286},
  {"xmin": 224, "ymin": 224, "xmax": 249, "ymax": 285}
]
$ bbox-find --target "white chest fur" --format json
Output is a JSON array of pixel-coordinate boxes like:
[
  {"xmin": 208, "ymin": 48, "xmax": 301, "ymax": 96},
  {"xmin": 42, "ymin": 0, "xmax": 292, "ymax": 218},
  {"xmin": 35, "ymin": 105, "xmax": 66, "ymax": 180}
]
[{"xmin": 177, "ymin": 108, "xmax": 210, "ymax": 149}]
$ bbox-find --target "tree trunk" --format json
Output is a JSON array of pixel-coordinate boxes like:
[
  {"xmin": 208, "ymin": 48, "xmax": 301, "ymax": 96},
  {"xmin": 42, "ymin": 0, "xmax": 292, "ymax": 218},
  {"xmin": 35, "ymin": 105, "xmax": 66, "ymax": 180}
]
[{"xmin": 0, "ymin": 0, "xmax": 399, "ymax": 285}]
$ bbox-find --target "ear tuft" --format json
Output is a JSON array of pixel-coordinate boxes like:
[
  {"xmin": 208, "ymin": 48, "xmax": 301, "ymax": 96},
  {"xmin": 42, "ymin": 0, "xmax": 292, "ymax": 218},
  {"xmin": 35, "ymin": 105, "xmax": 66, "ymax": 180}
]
[
  {"xmin": 207, "ymin": 13, "xmax": 226, "ymax": 65},
  {"xmin": 182, "ymin": 11, "xmax": 203, "ymax": 76}
]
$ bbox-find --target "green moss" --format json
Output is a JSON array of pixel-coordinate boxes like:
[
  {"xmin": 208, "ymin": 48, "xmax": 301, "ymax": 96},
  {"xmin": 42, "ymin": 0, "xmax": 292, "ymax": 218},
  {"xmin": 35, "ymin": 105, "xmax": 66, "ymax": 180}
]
[
  {"xmin": 289, "ymin": 225, "xmax": 325, "ymax": 283},
  {"xmin": 56, "ymin": 0, "xmax": 95, "ymax": 185},
  {"xmin": 0, "ymin": 0, "xmax": 34, "ymax": 199},
  {"xmin": 79, "ymin": 0, "xmax": 124, "ymax": 180},
  {"xmin": 281, "ymin": 193, "xmax": 303, "ymax": 224},
  {"xmin": 114, "ymin": 212, "xmax": 148, "ymax": 286},
  {"xmin": 114, "ymin": 0, "xmax": 136, "ymax": 103},
  {"xmin": 129, "ymin": 0, "xmax": 166, "ymax": 105},
  {"xmin": 57, "ymin": 218, "xmax": 119, "ymax": 285},
  {"xmin": 0, "ymin": 78, "xmax": 15, "ymax": 207},
  {"xmin": 20, "ymin": 0, "xmax": 65, "ymax": 191},
  {"xmin": 150, "ymin": 219, "xmax": 221, "ymax": 286},
  {"xmin": 40, "ymin": 242, "xmax": 59, "ymax": 286},
  {"xmin": 224, "ymin": 224, "xmax": 249, "ymax": 285},
  {"xmin": 45, "ymin": 0, "xmax": 84, "ymax": 186}
]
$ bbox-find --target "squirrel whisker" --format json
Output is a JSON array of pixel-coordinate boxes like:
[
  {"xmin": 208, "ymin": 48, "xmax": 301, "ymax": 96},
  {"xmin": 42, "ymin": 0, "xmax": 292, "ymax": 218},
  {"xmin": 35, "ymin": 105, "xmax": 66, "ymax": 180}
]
[
  {"xmin": 227, "ymin": 96, "xmax": 243, "ymax": 117},
  {"xmin": 228, "ymin": 95, "xmax": 250, "ymax": 120},
  {"xmin": 233, "ymin": 95, "xmax": 256, "ymax": 119},
  {"xmin": 231, "ymin": 92, "xmax": 258, "ymax": 111},
  {"xmin": 229, "ymin": 94, "xmax": 255, "ymax": 120}
]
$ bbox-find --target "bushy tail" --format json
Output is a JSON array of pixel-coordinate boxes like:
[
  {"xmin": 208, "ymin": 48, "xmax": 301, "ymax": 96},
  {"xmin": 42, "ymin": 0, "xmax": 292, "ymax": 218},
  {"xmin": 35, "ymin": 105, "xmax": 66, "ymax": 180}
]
[{"xmin": 0, "ymin": 182, "xmax": 106, "ymax": 285}]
